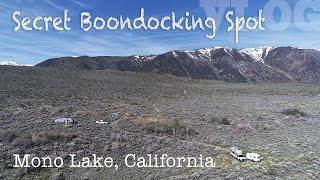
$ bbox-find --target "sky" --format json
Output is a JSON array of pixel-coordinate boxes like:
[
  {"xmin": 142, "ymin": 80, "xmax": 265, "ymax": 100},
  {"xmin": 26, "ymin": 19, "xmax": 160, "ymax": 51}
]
[{"xmin": 0, "ymin": 0, "xmax": 319, "ymax": 64}]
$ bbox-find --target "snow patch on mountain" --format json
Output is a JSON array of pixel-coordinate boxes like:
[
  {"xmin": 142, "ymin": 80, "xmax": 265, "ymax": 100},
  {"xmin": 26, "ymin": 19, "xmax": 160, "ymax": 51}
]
[
  {"xmin": 133, "ymin": 55, "xmax": 156, "ymax": 62},
  {"xmin": 185, "ymin": 52, "xmax": 196, "ymax": 59},
  {"xmin": 197, "ymin": 48, "xmax": 212, "ymax": 55},
  {"xmin": 171, "ymin": 51, "xmax": 178, "ymax": 58},
  {"xmin": 182, "ymin": 47, "xmax": 226, "ymax": 60},
  {"xmin": 240, "ymin": 46, "xmax": 274, "ymax": 62},
  {"xmin": 196, "ymin": 47, "xmax": 223, "ymax": 56}
]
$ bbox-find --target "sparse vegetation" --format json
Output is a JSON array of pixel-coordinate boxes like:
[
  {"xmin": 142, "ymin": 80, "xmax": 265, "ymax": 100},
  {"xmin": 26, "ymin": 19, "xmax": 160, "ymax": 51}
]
[
  {"xmin": 9, "ymin": 131, "xmax": 77, "ymax": 147},
  {"xmin": 32, "ymin": 132, "xmax": 78, "ymax": 144},
  {"xmin": 208, "ymin": 116, "xmax": 231, "ymax": 125},
  {"xmin": 135, "ymin": 116, "xmax": 195, "ymax": 137},
  {"xmin": 220, "ymin": 117, "xmax": 231, "ymax": 125},
  {"xmin": 235, "ymin": 123, "xmax": 256, "ymax": 133},
  {"xmin": 209, "ymin": 116, "xmax": 220, "ymax": 124},
  {"xmin": 1, "ymin": 66, "xmax": 319, "ymax": 179},
  {"xmin": 0, "ymin": 130, "xmax": 19, "ymax": 142},
  {"xmin": 282, "ymin": 108, "xmax": 307, "ymax": 117}
]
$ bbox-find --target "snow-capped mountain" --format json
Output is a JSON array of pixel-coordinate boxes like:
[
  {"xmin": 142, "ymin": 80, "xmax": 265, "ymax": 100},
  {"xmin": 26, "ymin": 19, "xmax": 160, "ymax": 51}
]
[
  {"xmin": 239, "ymin": 46, "xmax": 274, "ymax": 62},
  {"xmin": 36, "ymin": 46, "xmax": 320, "ymax": 83},
  {"xmin": 0, "ymin": 61, "xmax": 33, "ymax": 67}
]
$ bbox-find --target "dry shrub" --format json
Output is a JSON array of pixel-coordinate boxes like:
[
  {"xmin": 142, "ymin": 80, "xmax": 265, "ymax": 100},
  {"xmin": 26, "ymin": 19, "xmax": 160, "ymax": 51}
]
[
  {"xmin": 235, "ymin": 123, "xmax": 256, "ymax": 133},
  {"xmin": 220, "ymin": 117, "xmax": 231, "ymax": 125},
  {"xmin": 0, "ymin": 130, "xmax": 19, "ymax": 142},
  {"xmin": 32, "ymin": 132, "xmax": 77, "ymax": 144},
  {"xmin": 135, "ymin": 116, "xmax": 154, "ymax": 128},
  {"xmin": 282, "ymin": 108, "xmax": 307, "ymax": 117},
  {"xmin": 209, "ymin": 116, "xmax": 231, "ymax": 125},
  {"xmin": 209, "ymin": 116, "xmax": 220, "ymax": 124},
  {"xmin": 13, "ymin": 132, "xmax": 77, "ymax": 147},
  {"xmin": 135, "ymin": 116, "xmax": 195, "ymax": 137},
  {"xmin": 13, "ymin": 133, "xmax": 33, "ymax": 148},
  {"xmin": 135, "ymin": 116, "xmax": 166, "ymax": 128},
  {"xmin": 73, "ymin": 111, "xmax": 90, "ymax": 118},
  {"xmin": 38, "ymin": 105, "xmax": 54, "ymax": 113}
]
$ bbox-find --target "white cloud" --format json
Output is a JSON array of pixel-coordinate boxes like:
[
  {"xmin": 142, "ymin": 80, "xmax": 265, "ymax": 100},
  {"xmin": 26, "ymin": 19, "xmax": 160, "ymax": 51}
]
[
  {"xmin": 0, "ymin": 61, "xmax": 33, "ymax": 66},
  {"xmin": 43, "ymin": 0, "xmax": 65, "ymax": 11},
  {"xmin": 69, "ymin": 0, "xmax": 89, "ymax": 8}
]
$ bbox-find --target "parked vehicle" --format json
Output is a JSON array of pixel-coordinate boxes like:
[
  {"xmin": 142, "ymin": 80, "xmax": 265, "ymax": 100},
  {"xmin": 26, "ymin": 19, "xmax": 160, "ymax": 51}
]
[
  {"xmin": 246, "ymin": 153, "xmax": 262, "ymax": 162},
  {"xmin": 230, "ymin": 147, "xmax": 246, "ymax": 162},
  {"xmin": 54, "ymin": 118, "xmax": 75, "ymax": 125}
]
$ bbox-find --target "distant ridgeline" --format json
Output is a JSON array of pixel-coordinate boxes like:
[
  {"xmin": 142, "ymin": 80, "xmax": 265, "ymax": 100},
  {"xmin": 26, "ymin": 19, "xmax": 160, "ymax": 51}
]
[{"xmin": 36, "ymin": 46, "xmax": 320, "ymax": 83}]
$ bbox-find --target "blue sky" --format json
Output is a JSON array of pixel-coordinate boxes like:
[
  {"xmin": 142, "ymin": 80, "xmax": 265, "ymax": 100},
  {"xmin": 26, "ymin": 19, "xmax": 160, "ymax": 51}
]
[{"xmin": 0, "ymin": 0, "xmax": 319, "ymax": 64}]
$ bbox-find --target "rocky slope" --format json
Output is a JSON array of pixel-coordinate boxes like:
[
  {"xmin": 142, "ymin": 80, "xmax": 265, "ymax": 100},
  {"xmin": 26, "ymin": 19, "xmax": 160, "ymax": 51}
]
[{"xmin": 35, "ymin": 46, "xmax": 320, "ymax": 83}]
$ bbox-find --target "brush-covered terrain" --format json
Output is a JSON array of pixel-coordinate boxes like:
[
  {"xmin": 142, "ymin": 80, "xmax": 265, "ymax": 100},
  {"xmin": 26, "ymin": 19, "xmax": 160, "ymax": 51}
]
[{"xmin": 0, "ymin": 66, "xmax": 319, "ymax": 179}]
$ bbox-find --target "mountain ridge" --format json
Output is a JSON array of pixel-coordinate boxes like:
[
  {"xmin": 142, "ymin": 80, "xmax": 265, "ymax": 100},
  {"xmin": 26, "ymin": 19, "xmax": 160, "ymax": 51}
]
[{"xmin": 35, "ymin": 46, "xmax": 320, "ymax": 83}]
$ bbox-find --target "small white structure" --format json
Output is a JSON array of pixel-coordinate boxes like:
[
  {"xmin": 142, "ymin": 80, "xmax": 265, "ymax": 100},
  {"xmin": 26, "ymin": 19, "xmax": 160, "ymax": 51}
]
[
  {"xmin": 246, "ymin": 153, "xmax": 262, "ymax": 162},
  {"xmin": 96, "ymin": 120, "xmax": 108, "ymax": 124},
  {"xmin": 230, "ymin": 147, "xmax": 246, "ymax": 162}
]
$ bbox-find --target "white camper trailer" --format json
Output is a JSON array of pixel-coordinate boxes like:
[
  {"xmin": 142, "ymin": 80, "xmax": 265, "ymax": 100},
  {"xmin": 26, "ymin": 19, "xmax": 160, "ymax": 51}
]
[{"xmin": 246, "ymin": 153, "xmax": 262, "ymax": 162}]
